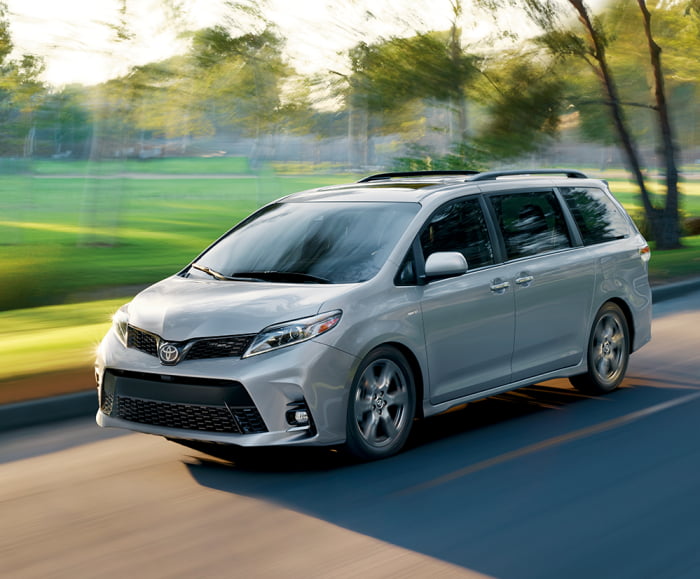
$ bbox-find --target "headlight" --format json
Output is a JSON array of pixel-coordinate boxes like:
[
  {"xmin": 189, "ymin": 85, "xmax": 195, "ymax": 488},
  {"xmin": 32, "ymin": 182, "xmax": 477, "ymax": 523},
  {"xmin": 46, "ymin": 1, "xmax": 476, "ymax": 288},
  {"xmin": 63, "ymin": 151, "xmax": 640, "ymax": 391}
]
[
  {"xmin": 243, "ymin": 310, "xmax": 342, "ymax": 358},
  {"xmin": 112, "ymin": 305, "xmax": 130, "ymax": 347}
]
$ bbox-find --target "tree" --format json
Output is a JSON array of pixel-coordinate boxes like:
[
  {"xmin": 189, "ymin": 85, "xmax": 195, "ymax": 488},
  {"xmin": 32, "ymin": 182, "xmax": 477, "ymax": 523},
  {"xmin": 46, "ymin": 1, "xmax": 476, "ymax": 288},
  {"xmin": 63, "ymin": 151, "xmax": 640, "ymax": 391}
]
[
  {"xmin": 190, "ymin": 26, "xmax": 294, "ymax": 140},
  {"xmin": 0, "ymin": 2, "xmax": 46, "ymax": 156},
  {"xmin": 483, "ymin": 0, "xmax": 684, "ymax": 248},
  {"xmin": 33, "ymin": 85, "xmax": 91, "ymax": 157},
  {"xmin": 636, "ymin": 0, "xmax": 682, "ymax": 248},
  {"xmin": 121, "ymin": 57, "xmax": 215, "ymax": 153},
  {"xmin": 346, "ymin": 26, "xmax": 479, "ymax": 138},
  {"xmin": 472, "ymin": 52, "xmax": 566, "ymax": 159}
]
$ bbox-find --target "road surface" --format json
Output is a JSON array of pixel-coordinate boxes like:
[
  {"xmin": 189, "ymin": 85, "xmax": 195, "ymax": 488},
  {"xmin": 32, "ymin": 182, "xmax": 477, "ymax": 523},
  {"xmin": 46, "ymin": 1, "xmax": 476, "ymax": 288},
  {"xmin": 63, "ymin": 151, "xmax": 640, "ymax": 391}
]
[{"xmin": 1, "ymin": 289, "xmax": 699, "ymax": 578}]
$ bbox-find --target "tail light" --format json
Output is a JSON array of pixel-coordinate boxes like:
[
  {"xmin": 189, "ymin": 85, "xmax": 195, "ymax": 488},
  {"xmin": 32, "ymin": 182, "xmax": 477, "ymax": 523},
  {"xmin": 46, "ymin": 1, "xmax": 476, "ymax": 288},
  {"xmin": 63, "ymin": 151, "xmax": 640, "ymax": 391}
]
[{"xmin": 639, "ymin": 244, "xmax": 651, "ymax": 263}]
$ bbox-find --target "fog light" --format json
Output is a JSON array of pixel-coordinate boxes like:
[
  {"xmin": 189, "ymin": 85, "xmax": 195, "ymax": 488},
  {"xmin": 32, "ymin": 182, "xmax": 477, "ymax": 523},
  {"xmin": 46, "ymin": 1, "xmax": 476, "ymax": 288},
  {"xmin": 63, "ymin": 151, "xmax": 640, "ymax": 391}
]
[
  {"xmin": 293, "ymin": 410, "xmax": 309, "ymax": 425},
  {"xmin": 286, "ymin": 401, "xmax": 313, "ymax": 432}
]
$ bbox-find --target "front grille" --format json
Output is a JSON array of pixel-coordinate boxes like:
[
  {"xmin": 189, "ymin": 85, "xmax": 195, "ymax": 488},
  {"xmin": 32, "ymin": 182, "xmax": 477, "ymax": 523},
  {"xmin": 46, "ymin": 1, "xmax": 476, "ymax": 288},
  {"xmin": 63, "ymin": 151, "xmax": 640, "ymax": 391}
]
[
  {"xmin": 188, "ymin": 335, "xmax": 255, "ymax": 359},
  {"xmin": 127, "ymin": 327, "xmax": 158, "ymax": 356},
  {"xmin": 126, "ymin": 326, "xmax": 255, "ymax": 362},
  {"xmin": 117, "ymin": 396, "xmax": 240, "ymax": 433},
  {"xmin": 101, "ymin": 370, "xmax": 269, "ymax": 435}
]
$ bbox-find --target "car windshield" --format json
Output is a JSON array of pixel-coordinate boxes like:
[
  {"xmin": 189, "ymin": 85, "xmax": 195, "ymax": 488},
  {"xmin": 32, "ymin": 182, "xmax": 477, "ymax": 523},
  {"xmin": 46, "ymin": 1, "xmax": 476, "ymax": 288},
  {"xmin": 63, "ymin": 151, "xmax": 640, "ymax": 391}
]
[{"xmin": 188, "ymin": 201, "xmax": 420, "ymax": 284}]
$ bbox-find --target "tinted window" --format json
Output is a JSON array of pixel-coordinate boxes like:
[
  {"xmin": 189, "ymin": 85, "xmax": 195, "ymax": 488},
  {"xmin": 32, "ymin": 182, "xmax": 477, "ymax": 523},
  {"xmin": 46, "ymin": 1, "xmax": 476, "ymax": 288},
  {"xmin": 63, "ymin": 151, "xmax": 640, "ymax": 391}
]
[
  {"xmin": 420, "ymin": 198, "xmax": 494, "ymax": 269},
  {"xmin": 192, "ymin": 201, "xmax": 420, "ymax": 284},
  {"xmin": 560, "ymin": 187, "xmax": 631, "ymax": 245},
  {"xmin": 491, "ymin": 191, "xmax": 572, "ymax": 259}
]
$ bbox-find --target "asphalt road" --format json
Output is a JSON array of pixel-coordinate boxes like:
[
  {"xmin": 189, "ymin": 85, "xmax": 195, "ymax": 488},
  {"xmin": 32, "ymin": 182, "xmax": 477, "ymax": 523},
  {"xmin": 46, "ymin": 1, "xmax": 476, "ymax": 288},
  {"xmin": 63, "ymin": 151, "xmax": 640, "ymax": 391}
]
[{"xmin": 1, "ymin": 289, "xmax": 699, "ymax": 579}]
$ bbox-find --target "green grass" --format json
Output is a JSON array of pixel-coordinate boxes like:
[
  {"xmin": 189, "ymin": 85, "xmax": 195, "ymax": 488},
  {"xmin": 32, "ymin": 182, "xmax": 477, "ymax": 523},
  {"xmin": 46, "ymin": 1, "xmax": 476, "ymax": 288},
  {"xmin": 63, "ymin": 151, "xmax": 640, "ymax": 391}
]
[
  {"xmin": 603, "ymin": 177, "xmax": 700, "ymax": 217},
  {"xmin": 648, "ymin": 235, "xmax": 700, "ymax": 283},
  {"xmin": 0, "ymin": 170, "xmax": 351, "ymax": 309},
  {"xmin": 0, "ymin": 298, "xmax": 125, "ymax": 381},
  {"xmin": 1, "ymin": 237, "xmax": 698, "ymax": 384},
  {"xmin": 0, "ymin": 157, "xmax": 699, "ymax": 392},
  {"xmin": 1, "ymin": 161, "xmax": 698, "ymax": 311}
]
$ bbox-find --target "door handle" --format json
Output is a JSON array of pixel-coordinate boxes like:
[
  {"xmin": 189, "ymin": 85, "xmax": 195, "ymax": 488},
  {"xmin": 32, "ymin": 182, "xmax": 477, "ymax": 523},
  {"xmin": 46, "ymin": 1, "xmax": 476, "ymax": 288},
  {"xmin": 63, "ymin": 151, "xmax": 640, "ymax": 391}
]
[
  {"xmin": 515, "ymin": 275, "xmax": 534, "ymax": 286},
  {"xmin": 490, "ymin": 280, "xmax": 510, "ymax": 293}
]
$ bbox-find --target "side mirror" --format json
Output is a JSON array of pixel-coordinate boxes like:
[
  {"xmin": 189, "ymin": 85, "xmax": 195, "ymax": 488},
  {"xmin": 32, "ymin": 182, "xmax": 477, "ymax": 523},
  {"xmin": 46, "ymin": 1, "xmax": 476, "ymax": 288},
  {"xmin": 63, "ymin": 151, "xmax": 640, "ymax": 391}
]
[{"xmin": 423, "ymin": 251, "xmax": 468, "ymax": 281}]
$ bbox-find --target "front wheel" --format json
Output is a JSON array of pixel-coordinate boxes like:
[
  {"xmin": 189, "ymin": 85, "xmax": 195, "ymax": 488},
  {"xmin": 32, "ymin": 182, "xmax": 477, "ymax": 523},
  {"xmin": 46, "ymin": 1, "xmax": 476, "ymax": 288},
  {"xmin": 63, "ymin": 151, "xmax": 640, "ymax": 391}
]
[
  {"xmin": 345, "ymin": 347, "xmax": 416, "ymax": 461},
  {"xmin": 570, "ymin": 302, "xmax": 630, "ymax": 394}
]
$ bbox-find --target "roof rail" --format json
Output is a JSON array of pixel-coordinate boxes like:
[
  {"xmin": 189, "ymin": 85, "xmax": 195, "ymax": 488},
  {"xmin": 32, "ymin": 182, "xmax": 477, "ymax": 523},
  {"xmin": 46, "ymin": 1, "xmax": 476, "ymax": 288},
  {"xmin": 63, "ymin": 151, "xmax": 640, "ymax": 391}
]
[
  {"xmin": 467, "ymin": 169, "xmax": 588, "ymax": 182},
  {"xmin": 358, "ymin": 170, "xmax": 480, "ymax": 183}
]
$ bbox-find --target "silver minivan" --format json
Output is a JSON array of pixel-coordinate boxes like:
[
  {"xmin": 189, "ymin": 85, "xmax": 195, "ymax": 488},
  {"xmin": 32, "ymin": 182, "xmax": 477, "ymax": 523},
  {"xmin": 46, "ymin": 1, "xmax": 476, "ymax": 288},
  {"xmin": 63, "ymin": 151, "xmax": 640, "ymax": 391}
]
[{"xmin": 96, "ymin": 169, "xmax": 652, "ymax": 460}]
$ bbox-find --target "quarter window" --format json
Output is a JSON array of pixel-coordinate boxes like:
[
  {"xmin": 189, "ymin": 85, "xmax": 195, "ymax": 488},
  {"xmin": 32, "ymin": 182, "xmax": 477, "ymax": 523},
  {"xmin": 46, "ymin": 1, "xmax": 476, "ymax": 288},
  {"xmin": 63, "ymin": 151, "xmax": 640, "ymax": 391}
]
[
  {"xmin": 491, "ymin": 191, "xmax": 572, "ymax": 259},
  {"xmin": 560, "ymin": 187, "xmax": 631, "ymax": 245},
  {"xmin": 420, "ymin": 198, "xmax": 494, "ymax": 270}
]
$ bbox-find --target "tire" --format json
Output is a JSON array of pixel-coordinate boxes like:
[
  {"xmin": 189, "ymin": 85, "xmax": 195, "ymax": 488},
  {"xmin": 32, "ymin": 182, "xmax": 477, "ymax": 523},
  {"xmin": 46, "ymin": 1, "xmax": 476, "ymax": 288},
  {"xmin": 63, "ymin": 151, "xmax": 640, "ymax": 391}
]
[
  {"xmin": 345, "ymin": 346, "xmax": 416, "ymax": 461},
  {"xmin": 570, "ymin": 302, "xmax": 630, "ymax": 394}
]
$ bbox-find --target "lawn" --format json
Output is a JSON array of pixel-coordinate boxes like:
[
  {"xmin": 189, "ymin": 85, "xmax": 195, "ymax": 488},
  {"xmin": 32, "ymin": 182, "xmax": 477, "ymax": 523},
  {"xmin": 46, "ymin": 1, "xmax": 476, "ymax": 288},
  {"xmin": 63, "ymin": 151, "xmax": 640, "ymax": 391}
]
[
  {"xmin": 0, "ymin": 167, "xmax": 351, "ymax": 310},
  {"xmin": 648, "ymin": 235, "xmax": 700, "ymax": 283},
  {"xmin": 601, "ymin": 174, "xmax": 700, "ymax": 217},
  {"xmin": 0, "ymin": 298, "xmax": 125, "ymax": 383},
  {"xmin": 1, "ymin": 158, "xmax": 699, "ymax": 397}
]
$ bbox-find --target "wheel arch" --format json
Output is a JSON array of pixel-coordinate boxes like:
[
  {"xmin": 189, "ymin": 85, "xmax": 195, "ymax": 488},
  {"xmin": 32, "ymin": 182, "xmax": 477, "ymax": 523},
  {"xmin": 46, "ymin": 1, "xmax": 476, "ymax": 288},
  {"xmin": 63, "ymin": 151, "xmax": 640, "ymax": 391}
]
[
  {"xmin": 605, "ymin": 297, "xmax": 635, "ymax": 354},
  {"xmin": 377, "ymin": 341, "xmax": 425, "ymax": 419}
]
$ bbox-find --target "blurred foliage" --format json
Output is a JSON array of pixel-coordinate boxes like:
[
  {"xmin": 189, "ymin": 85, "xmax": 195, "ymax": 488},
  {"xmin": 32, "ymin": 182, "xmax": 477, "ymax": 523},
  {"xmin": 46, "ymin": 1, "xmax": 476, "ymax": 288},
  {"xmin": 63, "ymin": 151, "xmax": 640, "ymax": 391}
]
[
  {"xmin": 392, "ymin": 142, "xmax": 489, "ymax": 172},
  {"xmin": 471, "ymin": 53, "xmax": 565, "ymax": 160},
  {"xmin": 0, "ymin": 0, "xmax": 697, "ymax": 306},
  {"xmin": 0, "ymin": 2, "xmax": 46, "ymax": 156},
  {"xmin": 347, "ymin": 32, "xmax": 479, "ymax": 114},
  {"xmin": 0, "ymin": 0, "xmax": 695, "ymax": 168}
]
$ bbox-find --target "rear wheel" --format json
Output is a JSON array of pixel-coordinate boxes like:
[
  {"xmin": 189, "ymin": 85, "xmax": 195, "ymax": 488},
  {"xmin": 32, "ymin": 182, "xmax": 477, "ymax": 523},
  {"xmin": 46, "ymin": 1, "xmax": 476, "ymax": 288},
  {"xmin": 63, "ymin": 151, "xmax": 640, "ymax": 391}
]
[
  {"xmin": 345, "ymin": 346, "xmax": 416, "ymax": 461},
  {"xmin": 570, "ymin": 302, "xmax": 630, "ymax": 394}
]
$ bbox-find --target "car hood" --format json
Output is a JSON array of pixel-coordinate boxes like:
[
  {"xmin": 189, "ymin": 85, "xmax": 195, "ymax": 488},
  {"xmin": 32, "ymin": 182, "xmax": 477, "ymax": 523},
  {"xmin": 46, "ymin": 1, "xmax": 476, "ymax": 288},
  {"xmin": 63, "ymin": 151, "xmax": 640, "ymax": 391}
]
[{"xmin": 127, "ymin": 276, "xmax": 352, "ymax": 341}]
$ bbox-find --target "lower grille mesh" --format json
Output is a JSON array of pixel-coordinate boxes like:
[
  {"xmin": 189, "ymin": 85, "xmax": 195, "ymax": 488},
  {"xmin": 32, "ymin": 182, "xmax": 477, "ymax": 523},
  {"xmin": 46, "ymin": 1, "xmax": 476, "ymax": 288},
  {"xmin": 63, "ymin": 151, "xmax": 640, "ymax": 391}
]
[
  {"xmin": 116, "ymin": 396, "xmax": 267, "ymax": 434},
  {"xmin": 101, "ymin": 392, "xmax": 114, "ymax": 415}
]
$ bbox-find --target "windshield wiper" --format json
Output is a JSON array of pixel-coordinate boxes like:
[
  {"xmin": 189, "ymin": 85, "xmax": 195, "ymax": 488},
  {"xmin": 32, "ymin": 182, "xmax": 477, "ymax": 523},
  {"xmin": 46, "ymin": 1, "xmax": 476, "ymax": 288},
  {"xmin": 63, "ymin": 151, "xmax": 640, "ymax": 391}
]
[
  {"xmin": 232, "ymin": 271, "xmax": 332, "ymax": 284},
  {"xmin": 191, "ymin": 264, "xmax": 264, "ymax": 282}
]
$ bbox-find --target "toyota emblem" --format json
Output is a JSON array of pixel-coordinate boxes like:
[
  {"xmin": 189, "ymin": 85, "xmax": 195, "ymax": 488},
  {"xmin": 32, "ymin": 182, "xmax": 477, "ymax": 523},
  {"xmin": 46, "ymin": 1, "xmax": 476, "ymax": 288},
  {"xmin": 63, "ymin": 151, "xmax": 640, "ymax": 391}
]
[{"xmin": 158, "ymin": 342, "xmax": 181, "ymax": 365}]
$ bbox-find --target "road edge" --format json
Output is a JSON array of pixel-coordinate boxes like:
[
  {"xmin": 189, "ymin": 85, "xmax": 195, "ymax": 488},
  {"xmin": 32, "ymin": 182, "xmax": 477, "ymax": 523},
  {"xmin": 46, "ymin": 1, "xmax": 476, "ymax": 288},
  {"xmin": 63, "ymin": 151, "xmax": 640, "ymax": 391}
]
[{"xmin": 2, "ymin": 277, "xmax": 700, "ymax": 433}]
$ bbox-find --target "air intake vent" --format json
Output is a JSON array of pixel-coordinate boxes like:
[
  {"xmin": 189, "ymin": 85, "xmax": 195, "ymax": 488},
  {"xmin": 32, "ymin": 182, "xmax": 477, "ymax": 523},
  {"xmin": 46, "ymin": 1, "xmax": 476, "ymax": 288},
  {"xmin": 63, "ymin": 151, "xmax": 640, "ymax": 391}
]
[{"xmin": 116, "ymin": 396, "xmax": 267, "ymax": 434}]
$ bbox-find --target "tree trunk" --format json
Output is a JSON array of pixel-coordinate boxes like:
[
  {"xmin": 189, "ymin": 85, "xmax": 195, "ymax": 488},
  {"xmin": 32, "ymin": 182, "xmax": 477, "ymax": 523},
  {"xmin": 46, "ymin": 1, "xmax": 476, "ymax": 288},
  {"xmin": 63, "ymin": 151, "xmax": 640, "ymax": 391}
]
[
  {"xmin": 637, "ymin": 0, "xmax": 682, "ymax": 249},
  {"xmin": 449, "ymin": 0, "xmax": 469, "ymax": 141},
  {"xmin": 568, "ymin": 0, "xmax": 663, "ymax": 239}
]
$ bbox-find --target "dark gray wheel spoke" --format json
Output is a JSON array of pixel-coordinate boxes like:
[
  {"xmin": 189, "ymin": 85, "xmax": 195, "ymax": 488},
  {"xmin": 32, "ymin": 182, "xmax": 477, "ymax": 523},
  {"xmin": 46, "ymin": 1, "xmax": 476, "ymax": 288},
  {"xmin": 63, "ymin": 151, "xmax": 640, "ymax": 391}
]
[
  {"xmin": 380, "ymin": 414, "xmax": 399, "ymax": 439},
  {"xmin": 384, "ymin": 389, "xmax": 408, "ymax": 408},
  {"xmin": 360, "ymin": 412, "xmax": 380, "ymax": 440},
  {"xmin": 353, "ymin": 357, "xmax": 410, "ymax": 448}
]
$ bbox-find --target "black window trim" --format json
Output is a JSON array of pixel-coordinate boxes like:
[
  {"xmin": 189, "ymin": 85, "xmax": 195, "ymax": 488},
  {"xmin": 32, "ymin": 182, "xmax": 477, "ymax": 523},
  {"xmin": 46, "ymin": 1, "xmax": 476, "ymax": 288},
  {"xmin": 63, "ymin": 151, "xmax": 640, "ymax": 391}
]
[
  {"xmin": 394, "ymin": 193, "xmax": 500, "ymax": 286},
  {"xmin": 482, "ymin": 186, "xmax": 581, "ymax": 262},
  {"xmin": 556, "ymin": 185, "xmax": 633, "ymax": 247}
]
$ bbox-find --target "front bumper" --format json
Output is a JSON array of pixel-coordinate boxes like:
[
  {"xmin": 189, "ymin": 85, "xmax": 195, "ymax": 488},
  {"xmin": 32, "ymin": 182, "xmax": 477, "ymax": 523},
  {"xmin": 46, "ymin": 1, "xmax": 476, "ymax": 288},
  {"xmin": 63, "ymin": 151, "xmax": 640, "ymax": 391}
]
[{"xmin": 95, "ymin": 331, "xmax": 357, "ymax": 447}]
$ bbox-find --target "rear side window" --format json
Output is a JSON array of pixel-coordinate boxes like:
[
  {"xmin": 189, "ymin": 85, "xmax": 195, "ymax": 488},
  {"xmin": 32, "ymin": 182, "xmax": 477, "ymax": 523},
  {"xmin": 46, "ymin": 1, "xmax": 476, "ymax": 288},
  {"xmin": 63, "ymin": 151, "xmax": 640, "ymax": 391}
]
[
  {"xmin": 420, "ymin": 197, "xmax": 495, "ymax": 270},
  {"xmin": 560, "ymin": 187, "xmax": 631, "ymax": 245},
  {"xmin": 491, "ymin": 191, "xmax": 572, "ymax": 259}
]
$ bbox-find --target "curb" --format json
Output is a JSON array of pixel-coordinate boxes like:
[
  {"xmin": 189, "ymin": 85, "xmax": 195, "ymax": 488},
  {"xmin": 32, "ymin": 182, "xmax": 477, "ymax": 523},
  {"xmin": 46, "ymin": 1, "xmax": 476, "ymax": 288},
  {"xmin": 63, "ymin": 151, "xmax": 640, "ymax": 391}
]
[
  {"xmin": 650, "ymin": 277, "xmax": 700, "ymax": 304},
  {"xmin": 2, "ymin": 278, "xmax": 699, "ymax": 434},
  {"xmin": 0, "ymin": 390, "xmax": 97, "ymax": 433}
]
